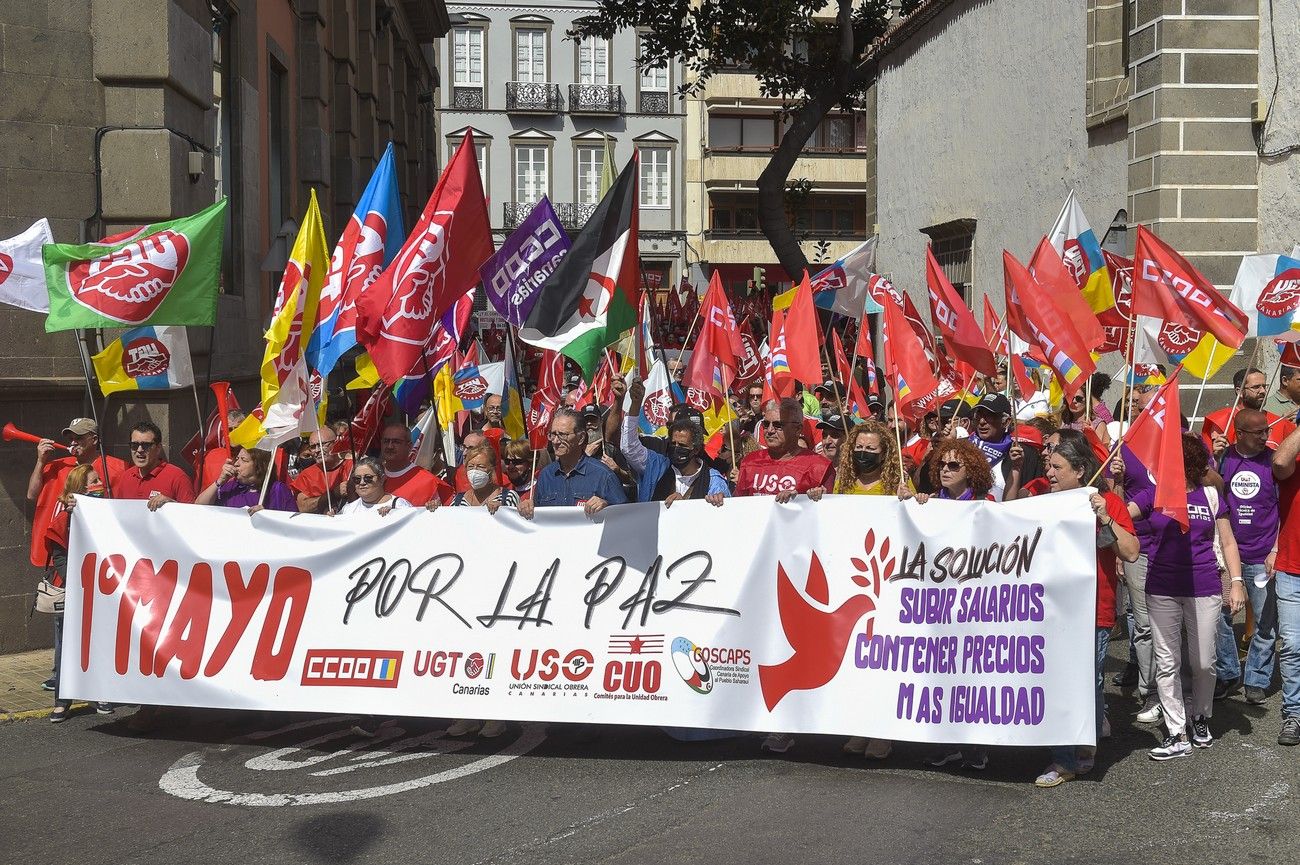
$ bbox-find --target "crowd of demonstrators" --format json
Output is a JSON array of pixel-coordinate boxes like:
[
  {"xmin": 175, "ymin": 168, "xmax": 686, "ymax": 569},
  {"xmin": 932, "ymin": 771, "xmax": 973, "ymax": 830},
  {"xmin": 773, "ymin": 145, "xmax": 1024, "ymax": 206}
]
[{"xmin": 21, "ymin": 352, "xmax": 1300, "ymax": 787}]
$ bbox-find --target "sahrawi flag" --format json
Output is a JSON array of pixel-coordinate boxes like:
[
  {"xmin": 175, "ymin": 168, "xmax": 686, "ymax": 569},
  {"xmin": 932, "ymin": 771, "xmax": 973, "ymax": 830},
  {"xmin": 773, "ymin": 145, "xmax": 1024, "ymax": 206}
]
[
  {"xmin": 91, "ymin": 326, "xmax": 194, "ymax": 396},
  {"xmin": 519, "ymin": 155, "xmax": 639, "ymax": 380},
  {"xmin": 0, "ymin": 218, "xmax": 54, "ymax": 312},
  {"xmin": 231, "ymin": 190, "xmax": 329, "ymax": 450},
  {"xmin": 43, "ymin": 198, "xmax": 227, "ymax": 332},
  {"xmin": 309, "ymin": 141, "xmax": 405, "ymax": 378}
]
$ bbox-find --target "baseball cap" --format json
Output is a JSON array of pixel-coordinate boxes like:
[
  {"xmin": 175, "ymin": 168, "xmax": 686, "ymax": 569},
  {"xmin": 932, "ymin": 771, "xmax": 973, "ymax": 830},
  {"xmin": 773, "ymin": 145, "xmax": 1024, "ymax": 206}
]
[
  {"xmin": 672, "ymin": 404, "xmax": 704, "ymax": 426},
  {"xmin": 579, "ymin": 404, "xmax": 602, "ymax": 422},
  {"xmin": 813, "ymin": 380, "xmax": 840, "ymax": 397},
  {"xmin": 816, "ymin": 413, "xmax": 847, "ymax": 433},
  {"xmin": 939, "ymin": 399, "xmax": 972, "ymax": 420},
  {"xmin": 974, "ymin": 392, "xmax": 1012, "ymax": 417},
  {"xmin": 62, "ymin": 418, "xmax": 98, "ymax": 437}
]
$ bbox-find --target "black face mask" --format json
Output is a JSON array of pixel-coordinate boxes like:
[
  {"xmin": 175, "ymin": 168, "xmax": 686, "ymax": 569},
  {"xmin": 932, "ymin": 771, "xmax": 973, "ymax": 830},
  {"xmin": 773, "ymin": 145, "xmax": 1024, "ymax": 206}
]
[
  {"xmin": 668, "ymin": 444, "xmax": 697, "ymax": 469},
  {"xmin": 852, "ymin": 450, "xmax": 882, "ymax": 472}
]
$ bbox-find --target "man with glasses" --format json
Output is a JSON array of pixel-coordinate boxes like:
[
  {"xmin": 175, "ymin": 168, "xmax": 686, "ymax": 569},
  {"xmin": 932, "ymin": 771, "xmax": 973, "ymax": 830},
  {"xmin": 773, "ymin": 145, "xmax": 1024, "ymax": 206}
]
[
  {"xmin": 380, "ymin": 421, "xmax": 451, "ymax": 508},
  {"xmin": 734, "ymin": 397, "xmax": 832, "ymax": 503},
  {"xmin": 116, "ymin": 421, "xmax": 195, "ymax": 509},
  {"xmin": 1203, "ymin": 368, "xmax": 1295, "ymax": 450},
  {"xmin": 1208, "ymin": 408, "xmax": 1281, "ymax": 705},
  {"xmin": 518, "ymin": 408, "xmax": 626, "ymax": 520},
  {"xmin": 290, "ymin": 427, "xmax": 353, "ymax": 514}
]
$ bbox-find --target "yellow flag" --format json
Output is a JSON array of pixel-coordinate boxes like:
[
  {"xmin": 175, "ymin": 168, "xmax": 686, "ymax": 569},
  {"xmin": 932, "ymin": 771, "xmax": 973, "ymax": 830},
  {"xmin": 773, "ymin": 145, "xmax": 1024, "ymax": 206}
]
[
  {"xmin": 433, "ymin": 362, "xmax": 462, "ymax": 430},
  {"xmin": 772, "ymin": 287, "xmax": 797, "ymax": 312},
  {"xmin": 347, "ymin": 352, "xmax": 381, "ymax": 390},
  {"xmin": 1182, "ymin": 334, "xmax": 1234, "ymax": 381},
  {"xmin": 231, "ymin": 190, "xmax": 329, "ymax": 449}
]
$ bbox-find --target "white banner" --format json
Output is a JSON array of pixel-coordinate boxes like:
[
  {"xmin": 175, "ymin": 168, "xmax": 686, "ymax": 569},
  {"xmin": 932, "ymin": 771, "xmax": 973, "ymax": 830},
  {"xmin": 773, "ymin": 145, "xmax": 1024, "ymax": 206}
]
[{"xmin": 63, "ymin": 490, "xmax": 1099, "ymax": 746}]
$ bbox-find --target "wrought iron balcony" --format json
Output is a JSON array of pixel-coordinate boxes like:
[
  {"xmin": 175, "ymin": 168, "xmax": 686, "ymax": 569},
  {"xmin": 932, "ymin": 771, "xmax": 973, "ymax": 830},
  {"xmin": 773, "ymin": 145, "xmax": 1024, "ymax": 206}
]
[
  {"xmin": 639, "ymin": 91, "xmax": 670, "ymax": 114},
  {"xmin": 451, "ymin": 86, "xmax": 483, "ymax": 110},
  {"xmin": 506, "ymin": 81, "xmax": 563, "ymax": 113},
  {"xmin": 503, "ymin": 201, "xmax": 598, "ymax": 231},
  {"xmin": 568, "ymin": 83, "xmax": 622, "ymax": 114}
]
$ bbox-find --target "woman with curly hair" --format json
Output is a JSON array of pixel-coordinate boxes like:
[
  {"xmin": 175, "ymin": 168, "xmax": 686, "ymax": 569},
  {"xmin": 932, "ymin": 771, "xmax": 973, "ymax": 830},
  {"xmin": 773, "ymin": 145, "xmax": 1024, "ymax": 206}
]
[
  {"xmin": 834, "ymin": 421, "xmax": 911, "ymax": 497},
  {"xmin": 916, "ymin": 437, "xmax": 995, "ymax": 503}
]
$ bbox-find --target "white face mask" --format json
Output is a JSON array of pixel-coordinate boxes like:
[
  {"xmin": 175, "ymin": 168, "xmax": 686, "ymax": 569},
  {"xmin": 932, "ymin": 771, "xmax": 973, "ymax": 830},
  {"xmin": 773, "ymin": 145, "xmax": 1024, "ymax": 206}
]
[{"xmin": 467, "ymin": 468, "xmax": 492, "ymax": 490}]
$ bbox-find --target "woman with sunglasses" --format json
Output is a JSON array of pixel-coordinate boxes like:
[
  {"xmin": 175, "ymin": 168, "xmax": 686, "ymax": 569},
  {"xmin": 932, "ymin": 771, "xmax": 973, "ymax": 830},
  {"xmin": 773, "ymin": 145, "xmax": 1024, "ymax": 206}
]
[
  {"xmin": 336, "ymin": 456, "xmax": 411, "ymax": 516},
  {"xmin": 914, "ymin": 438, "xmax": 995, "ymax": 505},
  {"xmin": 501, "ymin": 439, "xmax": 540, "ymax": 501},
  {"xmin": 195, "ymin": 447, "xmax": 298, "ymax": 514},
  {"xmin": 1034, "ymin": 437, "xmax": 1138, "ymax": 786}
]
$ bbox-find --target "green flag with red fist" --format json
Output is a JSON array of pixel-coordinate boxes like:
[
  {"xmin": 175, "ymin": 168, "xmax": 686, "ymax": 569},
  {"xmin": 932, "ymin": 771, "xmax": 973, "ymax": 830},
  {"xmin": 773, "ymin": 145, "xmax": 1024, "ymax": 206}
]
[{"xmin": 43, "ymin": 198, "xmax": 228, "ymax": 333}]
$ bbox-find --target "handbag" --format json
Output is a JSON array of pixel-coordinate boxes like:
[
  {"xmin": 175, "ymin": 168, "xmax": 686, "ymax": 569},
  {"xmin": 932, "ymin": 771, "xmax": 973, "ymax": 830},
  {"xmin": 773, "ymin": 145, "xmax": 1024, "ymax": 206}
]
[{"xmin": 33, "ymin": 573, "xmax": 65, "ymax": 615}]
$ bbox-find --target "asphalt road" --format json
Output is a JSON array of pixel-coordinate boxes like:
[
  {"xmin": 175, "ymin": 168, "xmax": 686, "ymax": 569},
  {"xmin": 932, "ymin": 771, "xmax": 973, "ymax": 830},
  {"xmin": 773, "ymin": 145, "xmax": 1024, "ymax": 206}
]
[{"xmin": 2, "ymin": 677, "xmax": 1298, "ymax": 865}]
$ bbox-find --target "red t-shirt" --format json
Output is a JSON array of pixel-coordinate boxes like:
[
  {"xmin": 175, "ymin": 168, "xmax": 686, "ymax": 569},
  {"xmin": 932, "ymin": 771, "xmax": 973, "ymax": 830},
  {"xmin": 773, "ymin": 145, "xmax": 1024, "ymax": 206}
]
[
  {"xmin": 115, "ymin": 461, "xmax": 196, "ymax": 503},
  {"xmin": 1096, "ymin": 491, "xmax": 1136, "ymax": 629},
  {"xmin": 1275, "ymin": 457, "xmax": 1300, "ymax": 574},
  {"xmin": 735, "ymin": 448, "xmax": 835, "ymax": 497},
  {"xmin": 194, "ymin": 447, "xmax": 232, "ymax": 492},
  {"xmin": 291, "ymin": 458, "xmax": 354, "ymax": 511},
  {"xmin": 1202, "ymin": 406, "xmax": 1294, "ymax": 450},
  {"xmin": 384, "ymin": 464, "xmax": 453, "ymax": 507},
  {"xmin": 29, "ymin": 455, "xmax": 125, "ymax": 567}
]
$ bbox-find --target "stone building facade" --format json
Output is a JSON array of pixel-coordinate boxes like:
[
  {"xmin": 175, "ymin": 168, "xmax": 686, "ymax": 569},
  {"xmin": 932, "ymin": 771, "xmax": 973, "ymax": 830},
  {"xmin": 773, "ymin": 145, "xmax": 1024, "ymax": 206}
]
[{"xmin": 0, "ymin": 0, "xmax": 448, "ymax": 653}]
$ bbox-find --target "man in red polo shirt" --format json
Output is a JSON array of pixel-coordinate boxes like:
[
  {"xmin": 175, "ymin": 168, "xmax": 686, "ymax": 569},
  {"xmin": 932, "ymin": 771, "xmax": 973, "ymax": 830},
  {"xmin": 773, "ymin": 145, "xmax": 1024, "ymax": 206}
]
[
  {"xmin": 734, "ymin": 397, "xmax": 834, "ymax": 500},
  {"xmin": 291, "ymin": 426, "xmax": 353, "ymax": 513},
  {"xmin": 379, "ymin": 422, "xmax": 452, "ymax": 508},
  {"xmin": 1203, "ymin": 367, "xmax": 1295, "ymax": 450},
  {"xmin": 115, "ymin": 421, "xmax": 195, "ymax": 508},
  {"xmin": 26, "ymin": 417, "xmax": 125, "ymax": 569}
]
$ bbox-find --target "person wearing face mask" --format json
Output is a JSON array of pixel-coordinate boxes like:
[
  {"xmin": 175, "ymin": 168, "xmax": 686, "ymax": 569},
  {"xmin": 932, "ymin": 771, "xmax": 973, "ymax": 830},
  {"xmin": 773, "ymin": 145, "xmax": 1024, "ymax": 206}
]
[
  {"xmin": 447, "ymin": 444, "xmax": 519, "ymax": 513},
  {"xmin": 616, "ymin": 379, "xmax": 730, "ymax": 505}
]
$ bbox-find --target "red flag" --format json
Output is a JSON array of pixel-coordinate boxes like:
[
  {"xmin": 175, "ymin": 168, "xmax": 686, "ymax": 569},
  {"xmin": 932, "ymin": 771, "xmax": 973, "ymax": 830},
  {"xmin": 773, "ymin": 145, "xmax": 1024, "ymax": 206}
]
[
  {"xmin": 733, "ymin": 318, "xmax": 764, "ymax": 390},
  {"xmin": 1133, "ymin": 225, "xmax": 1248, "ymax": 350},
  {"xmin": 853, "ymin": 318, "xmax": 880, "ymax": 398},
  {"xmin": 527, "ymin": 350, "xmax": 565, "ymax": 448},
  {"xmin": 357, "ymin": 131, "xmax": 493, "ymax": 384},
  {"xmin": 1123, "ymin": 369, "xmax": 1187, "ymax": 530},
  {"xmin": 982, "ymin": 296, "xmax": 1008, "ymax": 355},
  {"xmin": 880, "ymin": 295, "xmax": 939, "ymax": 417},
  {"xmin": 181, "ymin": 382, "xmax": 241, "ymax": 471},
  {"xmin": 336, "ymin": 386, "xmax": 392, "ymax": 457},
  {"xmin": 925, "ymin": 247, "xmax": 997, "ymax": 375},
  {"xmin": 1003, "ymin": 250, "xmax": 1096, "ymax": 399},
  {"xmin": 783, "ymin": 272, "xmax": 824, "ymax": 385},
  {"xmin": 1011, "ymin": 355, "xmax": 1037, "ymax": 398},
  {"xmin": 684, "ymin": 271, "xmax": 743, "ymax": 398},
  {"xmin": 764, "ymin": 308, "xmax": 796, "ymax": 399},
  {"xmin": 831, "ymin": 329, "xmax": 870, "ymax": 417},
  {"xmin": 1028, "ymin": 236, "xmax": 1105, "ymax": 350}
]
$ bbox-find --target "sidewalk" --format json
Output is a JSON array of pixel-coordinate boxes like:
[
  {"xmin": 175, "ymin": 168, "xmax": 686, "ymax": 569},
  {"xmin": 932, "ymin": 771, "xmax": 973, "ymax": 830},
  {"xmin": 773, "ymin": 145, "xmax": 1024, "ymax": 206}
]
[{"xmin": 0, "ymin": 648, "xmax": 64, "ymax": 723}]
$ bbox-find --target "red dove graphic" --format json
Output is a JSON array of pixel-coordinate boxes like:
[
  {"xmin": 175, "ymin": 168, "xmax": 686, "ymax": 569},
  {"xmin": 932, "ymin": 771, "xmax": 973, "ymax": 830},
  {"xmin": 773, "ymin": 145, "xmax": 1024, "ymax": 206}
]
[{"xmin": 758, "ymin": 552, "xmax": 876, "ymax": 712}]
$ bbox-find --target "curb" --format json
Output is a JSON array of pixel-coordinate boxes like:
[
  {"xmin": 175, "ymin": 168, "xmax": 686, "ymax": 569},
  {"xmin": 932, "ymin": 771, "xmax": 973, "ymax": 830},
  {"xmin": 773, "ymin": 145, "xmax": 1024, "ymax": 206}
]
[{"xmin": 1, "ymin": 702, "xmax": 90, "ymax": 725}]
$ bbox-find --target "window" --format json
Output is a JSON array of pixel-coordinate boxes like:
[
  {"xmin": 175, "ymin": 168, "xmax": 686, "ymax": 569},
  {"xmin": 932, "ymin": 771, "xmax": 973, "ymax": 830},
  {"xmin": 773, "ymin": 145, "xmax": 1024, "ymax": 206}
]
[
  {"xmin": 708, "ymin": 114, "xmax": 776, "ymax": 151},
  {"xmin": 577, "ymin": 37, "xmax": 608, "ymax": 85},
  {"xmin": 638, "ymin": 34, "xmax": 668, "ymax": 92},
  {"xmin": 267, "ymin": 56, "xmax": 290, "ymax": 251},
  {"xmin": 513, "ymin": 145, "xmax": 549, "ymax": 202},
  {"xmin": 710, "ymin": 192, "xmax": 862, "ymax": 237},
  {"xmin": 452, "ymin": 27, "xmax": 484, "ymax": 86},
  {"xmin": 212, "ymin": 1, "xmax": 238, "ymax": 295},
  {"xmin": 515, "ymin": 28, "xmax": 547, "ymax": 82},
  {"xmin": 450, "ymin": 137, "xmax": 489, "ymax": 193},
  {"xmin": 922, "ymin": 219, "xmax": 977, "ymax": 300},
  {"xmin": 799, "ymin": 115, "xmax": 856, "ymax": 152},
  {"xmin": 576, "ymin": 145, "xmax": 605, "ymax": 205},
  {"xmin": 638, "ymin": 146, "xmax": 670, "ymax": 209}
]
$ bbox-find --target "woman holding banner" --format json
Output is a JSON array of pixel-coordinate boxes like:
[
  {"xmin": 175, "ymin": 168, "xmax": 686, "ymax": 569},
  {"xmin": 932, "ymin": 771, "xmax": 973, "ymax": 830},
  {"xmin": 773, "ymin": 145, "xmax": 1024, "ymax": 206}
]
[
  {"xmin": 1127, "ymin": 434, "xmax": 1246, "ymax": 762},
  {"xmin": 914, "ymin": 438, "xmax": 995, "ymax": 504},
  {"xmin": 336, "ymin": 456, "xmax": 410, "ymax": 516},
  {"xmin": 195, "ymin": 447, "xmax": 297, "ymax": 513},
  {"xmin": 1034, "ymin": 437, "xmax": 1138, "ymax": 787}
]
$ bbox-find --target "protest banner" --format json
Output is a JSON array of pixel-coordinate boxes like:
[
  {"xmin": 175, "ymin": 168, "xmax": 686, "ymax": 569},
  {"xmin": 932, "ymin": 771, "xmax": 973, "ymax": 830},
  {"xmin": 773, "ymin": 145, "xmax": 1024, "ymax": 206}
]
[{"xmin": 63, "ymin": 491, "xmax": 1098, "ymax": 746}]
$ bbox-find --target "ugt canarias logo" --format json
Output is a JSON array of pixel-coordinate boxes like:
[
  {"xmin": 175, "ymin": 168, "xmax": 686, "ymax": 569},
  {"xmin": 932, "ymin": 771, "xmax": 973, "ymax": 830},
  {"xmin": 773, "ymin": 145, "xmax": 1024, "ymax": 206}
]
[
  {"xmin": 66, "ymin": 229, "xmax": 191, "ymax": 323},
  {"xmin": 758, "ymin": 530, "xmax": 894, "ymax": 711}
]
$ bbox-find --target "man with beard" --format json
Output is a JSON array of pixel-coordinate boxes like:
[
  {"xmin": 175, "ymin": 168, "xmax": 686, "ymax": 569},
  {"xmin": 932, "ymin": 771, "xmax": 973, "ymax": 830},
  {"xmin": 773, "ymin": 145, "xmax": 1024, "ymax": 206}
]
[
  {"xmin": 970, "ymin": 393, "xmax": 1044, "ymax": 501},
  {"xmin": 1203, "ymin": 368, "xmax": 1295, "ymax": 449}
]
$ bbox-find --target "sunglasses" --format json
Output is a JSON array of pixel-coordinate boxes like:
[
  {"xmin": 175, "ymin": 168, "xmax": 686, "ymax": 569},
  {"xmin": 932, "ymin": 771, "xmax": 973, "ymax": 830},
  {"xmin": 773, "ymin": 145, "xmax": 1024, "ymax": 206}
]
[
  {"xmin": 129, "ymin": 441, "xmax": 158, "ymax": 451},
  {"xmin": 503, "ymin": 458, "xmax": 529, "ymax": 465},
  {"xmin": 939, "ymin": 460, "xmax": 964, "ymax": 472},
  {"xmin": 352, "ymin": 474, "xmax": 379, "ymax": 485}
]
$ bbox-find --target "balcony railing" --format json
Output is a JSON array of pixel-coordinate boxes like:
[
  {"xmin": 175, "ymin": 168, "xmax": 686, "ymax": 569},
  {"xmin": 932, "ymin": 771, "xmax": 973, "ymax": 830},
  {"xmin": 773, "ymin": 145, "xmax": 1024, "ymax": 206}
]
[
  {"xmin": 639, "ymin": 91, "xmax": 670, "ymax": 114},
  {"xmin": 504, "ymin": 201, "xmax": 599, "ymax": 231},
  {"xmin": 506, "ymin": 81, "xmax": 563, "ymax": 113},
  {"xmin": 568, "ymin": 83, "xmax": 622, "ymax": 114},
  {"xmin": 451, "ymin": 86, "xmax": 483, "ymax": 110}
]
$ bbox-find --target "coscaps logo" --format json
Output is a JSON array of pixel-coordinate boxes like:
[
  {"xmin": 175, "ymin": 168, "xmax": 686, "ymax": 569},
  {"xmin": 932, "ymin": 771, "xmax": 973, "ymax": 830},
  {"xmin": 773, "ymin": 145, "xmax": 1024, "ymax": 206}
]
[
  {"xmin": 301, "ymin": 649, "xmax": 402, "ymax": 688},
  {"xmin": 670, "ymin": 638, "xmax": 713, "ymax": 695}
]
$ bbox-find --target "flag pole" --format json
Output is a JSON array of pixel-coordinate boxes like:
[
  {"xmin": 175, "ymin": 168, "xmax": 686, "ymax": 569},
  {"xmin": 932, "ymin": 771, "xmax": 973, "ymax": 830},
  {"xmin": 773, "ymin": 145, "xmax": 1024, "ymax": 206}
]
[
  {"xmin": 819, "ymin": 337, "xmax": 850, "ymax": 438},
  {"xmin": 1189, "ymin": 340, "xmax": 1224, "ymax": 431},
  {"xmin": 307, "ymin": 396, "xmax": 333, "ymax": 513},
  {"xmin": 73, "ymin": 328, "xmax": 114, "ymax": 498},
  {"xmin": 1223, "ymin": 338, "xmax": 1273, "ymax": 440},
  {"xmin": 190, "ymin": 380, "xmax": 208, "ymax": 482}
]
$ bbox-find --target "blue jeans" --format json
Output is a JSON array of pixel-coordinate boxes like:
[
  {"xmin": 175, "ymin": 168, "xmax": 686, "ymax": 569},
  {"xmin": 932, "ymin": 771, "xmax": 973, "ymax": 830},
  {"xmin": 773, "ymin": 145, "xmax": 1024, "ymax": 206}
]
[
  {"xmin": 1214, "ymin": 563, "xmax": 1278, "ymax": 689},
  {"xmin": 1275, "ymin": 570, "xmax": 1300, "ymax": 718},
  {"xmin": 1051, "ymin": 627, "xmax": 1110, "ymax": 772}
]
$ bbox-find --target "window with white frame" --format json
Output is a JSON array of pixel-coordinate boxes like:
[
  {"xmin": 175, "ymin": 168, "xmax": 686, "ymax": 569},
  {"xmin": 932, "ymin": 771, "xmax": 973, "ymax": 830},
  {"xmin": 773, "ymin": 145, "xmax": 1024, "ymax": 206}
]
[
  {"xmin": 576, "ymin": 145, "xmax": 605, "ymax": 205},
  {"xmin": 515, "ymin": 28, "xmax": 547, "ymax": 82},
  {"xmin": 638, "ymin": 146, "xmax": 670, "ymax": 209},
  {"xmin": 450, "ymin": 138, "xmax": 489, "ymax": 192},
  {"xmin": 452, "ymin": 27, "xmax": 483, "ymax": 85},
  {"xmin": 578, "ymin": 37, "xmax": 608, "ymax": 85},
  {"xmin": 514, "ymin": 145, "xmax": 549, "ymax": 202},
  {"xmin": 639, "ymin": 35, "xmax": 668, "ymax": 92}
]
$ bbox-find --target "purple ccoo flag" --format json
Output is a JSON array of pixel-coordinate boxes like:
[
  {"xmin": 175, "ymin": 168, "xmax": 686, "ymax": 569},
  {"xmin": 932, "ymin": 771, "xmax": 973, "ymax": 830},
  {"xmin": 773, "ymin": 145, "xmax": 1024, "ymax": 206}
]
[{"xmin": 479, "ymin": 196, "xmax": 571, "ymax": 327}]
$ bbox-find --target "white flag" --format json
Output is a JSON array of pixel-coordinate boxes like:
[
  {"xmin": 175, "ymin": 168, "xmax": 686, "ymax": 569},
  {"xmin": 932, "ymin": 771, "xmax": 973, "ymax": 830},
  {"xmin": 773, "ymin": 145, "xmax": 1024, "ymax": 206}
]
[{"xmin": 0, "ymin": 218, "xmax": 54, "ymax": 312}]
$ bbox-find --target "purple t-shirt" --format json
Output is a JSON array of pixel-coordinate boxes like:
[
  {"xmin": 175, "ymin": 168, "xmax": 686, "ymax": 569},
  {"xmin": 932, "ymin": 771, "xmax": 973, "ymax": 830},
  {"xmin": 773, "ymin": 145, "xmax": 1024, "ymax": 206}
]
[
  {"xmin": 1121, "ymin": 445, "xmax": 1157, "ymax": 553},
  {"xmin": 1221, "ymin": 448, "xmax": 1280, "ymax": 564},
  {"xmin": 1131, "ymin": 486, "xmax": 1226, "ymax": 597},
  {"xmin": 216, "ymin": 478, "xmax": 298, "ymax": 512}
]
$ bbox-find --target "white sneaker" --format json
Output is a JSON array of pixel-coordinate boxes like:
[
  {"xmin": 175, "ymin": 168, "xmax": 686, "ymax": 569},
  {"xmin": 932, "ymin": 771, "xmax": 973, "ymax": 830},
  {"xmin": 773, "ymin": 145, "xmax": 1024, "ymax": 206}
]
[
  {"xmin": 842, "ymin": 736, "xmax": 869, "ymax": 754},
  {"xmin": 1149, "ymin": 733, "xmax": 1191, "ymax": 761},
  {"xmin": 761, "ymin": 732, "xmax": 795, "ymax": 753},
  {"xmin": 479, "ymin": 720, "xmax": 507, "ymax": 738},
  {"xmin": 1136, "ymin": 702, "xmax": 1163, "ymax": 724},
  {"xmin": 445, "ymin": 719, "xmax": 483, "ymax": 737}
]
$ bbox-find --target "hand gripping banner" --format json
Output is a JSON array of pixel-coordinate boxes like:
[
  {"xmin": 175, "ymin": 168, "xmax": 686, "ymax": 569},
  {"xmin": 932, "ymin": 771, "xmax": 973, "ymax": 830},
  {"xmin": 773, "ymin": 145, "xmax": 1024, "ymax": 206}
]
[{"xmin": 63, "ymin": 491, "xmax": 1098, "ymax": 746}]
